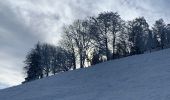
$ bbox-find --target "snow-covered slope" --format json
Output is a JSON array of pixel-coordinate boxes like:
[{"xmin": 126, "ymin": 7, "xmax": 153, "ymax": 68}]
[{"xmin": 1, "ymin": 49, "xmax": 170, "ymax": 100}]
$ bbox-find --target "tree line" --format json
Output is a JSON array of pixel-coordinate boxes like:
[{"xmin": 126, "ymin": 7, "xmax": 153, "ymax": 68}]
[{"xmin": 23, "ymin": 12, "xmax": 170, "ymax": 83}]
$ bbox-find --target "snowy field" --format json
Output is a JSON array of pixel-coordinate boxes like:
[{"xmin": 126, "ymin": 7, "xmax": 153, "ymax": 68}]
[{"xmin": 1, "ymin": 49, "xmax": 170, "ymax": 100}]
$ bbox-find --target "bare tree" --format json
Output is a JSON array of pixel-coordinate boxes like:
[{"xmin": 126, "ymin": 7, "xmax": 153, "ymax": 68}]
[
  {"xmin": 152, "ymin": 19, "xmax": 166, "ymax": 49},
  {"xmin": 60, "ymin": 26, "xmax": 77, "ymax": 70},
  {"xmin": 62, "ymin": 20, "xmax": 92, "ymax": 68}
]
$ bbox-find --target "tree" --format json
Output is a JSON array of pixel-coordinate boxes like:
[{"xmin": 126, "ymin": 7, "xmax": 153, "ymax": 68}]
[
  {"xmin": 24, "ymin": 43, "xmax": 42, "ymax": 82},
  {"xmin": 95, "ymin": 12, "xmax": 112, "ymax": 60},
  {"xmin": 41, "ymin": 44, "xmax": 52, "ymax": 77},
  {"xmin": 89, "ymin": 13, "xmax": 112, "ymax": 61},
  {"xmin": 50, "ymin": 46, "xmax": 59, "ymax": 75},
  {"xmin": 24, "ymin": 42, "xmax": 74, "ymax": 82},
  {"xmin": 65, "ymin": 20, "xmax": 92, "ymax": 68},
  {"xmin": 152, "ymin": 19, "xmax": 166, "ymax": 49},
  {"xmin": 88, "ymin": 17, "xmax": 106, "ymax": 62},
  {"xmin": 60, "ymin": 26, "xmax": 77, "ymax": 70},
  {"xmin": 58, "ymin": 48, "xmax": 74, "ymax": 71},
  {"xmin": 91, "ymin": 49, "xmax": 100, "ymax": 65},
  {"xmin": 115, "ymin": 24, "xmax": 129, "ymax": 57},
  {"xmin": 166, "ymin": 24, "xmax": 170, "ymax": 45},
  {"xmin": 146, "ymin": 30, "xmax": 154, "ymax": 52},
  {"xmin": 128, "ymin": 17, "xmax": 149, "ymax": 54},
  {"xmin": 109, "ymin": 12, "xmax": 123, "ymax": 59}
]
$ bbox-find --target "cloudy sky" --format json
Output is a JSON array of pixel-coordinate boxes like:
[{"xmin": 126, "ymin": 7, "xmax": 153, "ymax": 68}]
[{"xmin": 0, "ymin": 0, "xmax": 170, "ymax": 89}]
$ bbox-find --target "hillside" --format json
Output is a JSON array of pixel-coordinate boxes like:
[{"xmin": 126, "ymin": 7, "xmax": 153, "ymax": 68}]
[{"xmin": 1, "ymin": 49, "xmax": 170, "ymax": 100}]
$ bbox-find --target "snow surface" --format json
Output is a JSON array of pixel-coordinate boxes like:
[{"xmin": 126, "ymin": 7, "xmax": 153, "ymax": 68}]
[{"xmin": 1, "ymin": 49, "xmax": 170, "ymax": 100}]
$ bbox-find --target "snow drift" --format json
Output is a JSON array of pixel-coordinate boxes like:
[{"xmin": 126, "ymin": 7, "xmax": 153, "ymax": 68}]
[{"xmin": 1, "ymin": 49, "xmax": 170, "ymax": 100}]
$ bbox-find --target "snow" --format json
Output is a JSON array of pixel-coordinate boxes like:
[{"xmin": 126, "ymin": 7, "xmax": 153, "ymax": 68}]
[{"xmin": 1, "ymin": 49, "xmax": 170, "ymax": 100}]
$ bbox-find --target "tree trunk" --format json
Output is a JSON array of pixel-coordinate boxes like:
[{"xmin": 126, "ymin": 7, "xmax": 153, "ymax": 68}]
[
  {"xmin": 79, "ymin": 50, "xmax": 84, "ymax": 68},
  {"xmin": 105, "ymin": 38, "xmax": 110, "ymax": 61},
  {"xmin": 112, "ymin": 35, "xmax": 116, "ymax": 59},
  {"xmin": 73, "ymin": 55, "xmax": 76, "ymax": 70},
  {"xmin": 72, "ymin": 49, "xmax": 76, "ymax": 70}
]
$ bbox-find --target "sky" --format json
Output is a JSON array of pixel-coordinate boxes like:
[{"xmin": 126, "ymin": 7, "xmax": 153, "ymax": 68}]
[{"xmin": 0, "ymin": 0, "xmax": 170, "ymax": 89}]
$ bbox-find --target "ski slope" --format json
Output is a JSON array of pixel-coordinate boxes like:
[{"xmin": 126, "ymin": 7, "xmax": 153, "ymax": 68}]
[{"xmin": 1, "ymin": 49, "xmax": 170, "ymax": 100}]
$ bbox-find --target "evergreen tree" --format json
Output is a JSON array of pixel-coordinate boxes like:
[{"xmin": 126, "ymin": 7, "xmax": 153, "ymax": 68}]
[{"xmin": 24, "ymin": 43, "xmax": 42, "ymax": 82}]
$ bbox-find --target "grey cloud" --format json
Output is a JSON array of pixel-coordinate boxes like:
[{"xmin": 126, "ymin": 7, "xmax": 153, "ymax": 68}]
[
  {"xmin": 0, "ymin": 1, "xmax": 43, "ymax": 87},
  {"xmin": 0, "ymin": 1, "xmax": 41, "ymax": 53}
]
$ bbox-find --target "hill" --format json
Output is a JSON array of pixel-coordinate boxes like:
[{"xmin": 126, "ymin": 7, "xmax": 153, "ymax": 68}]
[{"xmin": 1, "ymin": 49, "xmax": 170, "ymax": 100}]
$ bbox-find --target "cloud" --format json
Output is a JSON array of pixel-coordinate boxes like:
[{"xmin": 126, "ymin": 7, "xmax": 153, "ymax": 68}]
[
  {"xmin": 0, "ymin": 1, "xmax": 42, "ymax": 87},
  {"xmin": 0, "ymin": 0, "xmax": 170, "ymax": 89}
]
